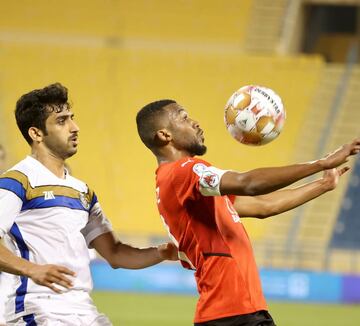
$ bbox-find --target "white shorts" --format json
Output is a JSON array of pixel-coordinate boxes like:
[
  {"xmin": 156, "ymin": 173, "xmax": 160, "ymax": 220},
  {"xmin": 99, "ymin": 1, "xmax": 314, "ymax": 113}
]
[{"xmin": 7, "ymin": 311, "xmax": 112, "ymax": 326}]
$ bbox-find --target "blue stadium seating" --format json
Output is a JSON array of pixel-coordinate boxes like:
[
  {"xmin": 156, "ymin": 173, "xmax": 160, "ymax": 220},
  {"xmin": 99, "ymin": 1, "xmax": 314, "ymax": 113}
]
[{"xmin": 331, "ymin": 158, "xmax": 360, "ymax": 249}]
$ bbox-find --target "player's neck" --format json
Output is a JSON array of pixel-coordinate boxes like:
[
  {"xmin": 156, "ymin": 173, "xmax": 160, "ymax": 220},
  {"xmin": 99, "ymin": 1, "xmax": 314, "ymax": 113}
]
[
  {"xmin": 156, "ymin": 148, "xmax": 193, "ymax": 165},
  {"xmin": 30, "ymin": 149, "xmax": 66, "ymax": 179}
]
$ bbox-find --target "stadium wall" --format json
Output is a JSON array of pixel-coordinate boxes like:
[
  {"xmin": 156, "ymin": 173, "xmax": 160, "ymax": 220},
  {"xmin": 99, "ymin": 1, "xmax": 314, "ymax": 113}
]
[
  {"xmin": 0, "ymin": 0, "xmax": 324, "ymax": 239},
  {"xmin": 0, "ymin": 44, "xmax": 324, "ymax": 238},
  {"xmin": 91, "ymin": 261, "xmax": 360, "ymax": 304}
]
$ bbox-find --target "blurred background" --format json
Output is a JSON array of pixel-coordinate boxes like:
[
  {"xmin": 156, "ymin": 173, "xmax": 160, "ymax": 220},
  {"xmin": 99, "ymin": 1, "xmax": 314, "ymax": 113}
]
[{"xmin": 0, "ymin": 0, "xmax": 360, "ymax": 325}]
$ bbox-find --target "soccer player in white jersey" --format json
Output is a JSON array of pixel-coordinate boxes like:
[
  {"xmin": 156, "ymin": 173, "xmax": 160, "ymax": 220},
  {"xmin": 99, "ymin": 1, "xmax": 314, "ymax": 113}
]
[{"xmin": 0, "ymin": 83, "xmax": 178, "ymax": 326}]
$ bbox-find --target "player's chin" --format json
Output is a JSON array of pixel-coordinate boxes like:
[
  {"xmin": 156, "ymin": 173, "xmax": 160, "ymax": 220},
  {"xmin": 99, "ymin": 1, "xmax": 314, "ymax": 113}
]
[
  {"xmin": 193, "ymin": 144, "xmax": 207, "ymax": 156},
  {"xmin": 66, "ymin": 147, "xmax": 78, "ymax": 158}
]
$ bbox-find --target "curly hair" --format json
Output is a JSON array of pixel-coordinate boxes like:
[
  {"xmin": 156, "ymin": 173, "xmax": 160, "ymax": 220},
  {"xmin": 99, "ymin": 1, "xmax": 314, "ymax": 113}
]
[{"xmin": 15, "ymin": 83, "xmax": 70, "ymax": 144}]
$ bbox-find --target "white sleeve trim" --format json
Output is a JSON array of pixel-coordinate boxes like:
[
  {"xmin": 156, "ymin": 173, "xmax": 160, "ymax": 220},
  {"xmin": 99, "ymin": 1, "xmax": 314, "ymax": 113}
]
[
  {"xmin": 192, "ymin": 163, "xmax": 228, "ymax": 197},
  {"xmin": 81, "ymin": 202, "xmax": 113, "ymax": 248}
]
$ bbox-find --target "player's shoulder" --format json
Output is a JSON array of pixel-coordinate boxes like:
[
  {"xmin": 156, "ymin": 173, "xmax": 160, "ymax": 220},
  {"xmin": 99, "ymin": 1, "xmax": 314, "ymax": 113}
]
[
  {"xmin": 161, "ymin": 157, "xmax": 212, "ymax": 183},
  {"xmin": 3, "ymin": 156, "xmax": 48, "ymax": 185},
  {"xmin": 175, "ymin": 157, "xmax": 211, "ymax": 170},
  {"xmin": 0, "ymin": 157, "xmax": 31, "ymax": 185},
  {"xmin": 175, "ymin": 158, "xmax": 215, "ymax": 180}
]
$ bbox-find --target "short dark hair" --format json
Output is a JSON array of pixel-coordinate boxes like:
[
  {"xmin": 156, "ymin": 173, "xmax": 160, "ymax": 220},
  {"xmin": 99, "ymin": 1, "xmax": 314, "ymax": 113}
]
[
  {"xmin": 136, "ymin": 99, "xmax": 176, "ymax": 149},
  {"xmin": 15, "ymin": 83, "xmax": 70, "ymax": 144}
]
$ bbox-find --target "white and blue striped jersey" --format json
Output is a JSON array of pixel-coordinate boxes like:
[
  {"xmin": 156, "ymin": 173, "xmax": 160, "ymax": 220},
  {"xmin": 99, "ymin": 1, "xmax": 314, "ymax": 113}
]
[{"xmin": 0, "ymin": 156, "xmax": 112, "ymax": 321}]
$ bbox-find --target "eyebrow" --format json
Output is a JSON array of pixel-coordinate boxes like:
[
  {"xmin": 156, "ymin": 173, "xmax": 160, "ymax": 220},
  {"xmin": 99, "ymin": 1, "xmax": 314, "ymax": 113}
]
[
  {"xmin": 56, "ymin": 113, "xmax": 74, "ymax": 120},
  {"xmin": 177, "ymin": 108, "xmax": 187, "ymax": 115}
]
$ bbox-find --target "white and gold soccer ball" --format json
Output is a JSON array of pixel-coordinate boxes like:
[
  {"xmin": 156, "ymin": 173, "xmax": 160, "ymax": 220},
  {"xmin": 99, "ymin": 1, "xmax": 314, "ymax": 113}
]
[{"xmin": 224, "ymin": 85, "xmax": 286, "ymax": 146}]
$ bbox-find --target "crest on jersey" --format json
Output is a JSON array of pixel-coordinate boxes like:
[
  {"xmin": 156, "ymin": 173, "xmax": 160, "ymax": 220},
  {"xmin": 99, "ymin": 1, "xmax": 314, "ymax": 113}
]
[{"xmin": 79, "ymin": 192, "xmax": 90, "ymax": 210}]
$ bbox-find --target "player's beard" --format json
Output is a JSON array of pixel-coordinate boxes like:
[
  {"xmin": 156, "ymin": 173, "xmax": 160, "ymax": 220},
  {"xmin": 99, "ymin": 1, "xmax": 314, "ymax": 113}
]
[
  {"xmin": 43, "ymin": 136, "xmax": 77, "ymax": 160},
  {"xmin": 188, "ymin": 141, "xmax": 207, "ymax": 156}
]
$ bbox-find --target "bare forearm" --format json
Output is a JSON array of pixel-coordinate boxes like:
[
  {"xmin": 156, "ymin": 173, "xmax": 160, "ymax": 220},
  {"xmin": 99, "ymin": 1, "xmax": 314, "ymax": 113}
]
[
  {"xmin": 107, "ymin": 243, "xmax": 163, "ymax": 269},
  {"xmin": 233, "ymin": 176, "xmax": 331, "ymax": 218},
  {"xmin": 255, "ymin": 178, "xmax": 329, "ymax": 218},
  {"xmin": 0, "ymin": 244, "xmax": 34, "ymax": 277},
  {"xmin": 221, "ymin": 160, "xmax": 323, "ymax": 196},
  {"xmin": 92, "ymin": 232, "xmax": 177, "ymax": 269}
]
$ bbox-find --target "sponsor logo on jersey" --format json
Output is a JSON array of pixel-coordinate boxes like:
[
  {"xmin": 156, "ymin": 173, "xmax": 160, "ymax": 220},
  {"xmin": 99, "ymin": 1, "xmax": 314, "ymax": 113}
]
[
  {"xmin": 79, "ymin": 192, "xmax": 90, "ymax": 209},
  {"xmin": 43, "ymin": 191, "xmax": 55, "ymax": 200},
  {"xmin": 225, "ymin": 197, "xmax": 241, "ymax": 223}
]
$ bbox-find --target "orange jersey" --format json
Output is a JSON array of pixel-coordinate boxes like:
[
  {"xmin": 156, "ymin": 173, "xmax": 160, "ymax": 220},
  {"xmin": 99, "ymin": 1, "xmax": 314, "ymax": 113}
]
[{"xmin": 156, "ymin": 157, "xmax": 267, "ymax": 323}]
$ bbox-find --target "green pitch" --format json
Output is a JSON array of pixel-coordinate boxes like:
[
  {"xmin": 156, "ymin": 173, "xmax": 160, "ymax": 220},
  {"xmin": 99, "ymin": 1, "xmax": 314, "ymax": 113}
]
[{"xmin": 92, "ymin": 291, "xmax": 360, "ymax": 326}]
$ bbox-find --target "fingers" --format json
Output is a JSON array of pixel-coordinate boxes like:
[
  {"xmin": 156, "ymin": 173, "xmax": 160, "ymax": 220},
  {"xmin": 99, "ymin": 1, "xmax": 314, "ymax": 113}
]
[
  {"xmin": 338, "ymin": 166, "xmax": 350, "ymax": 176},
  {"xmin": 157, "ymin": 242, "xmax": 179, "ymax": 261},
  {"xmin": 31, "ymin": 264, "xmax": 76, "ymax": 293},
  {"xmin": 44, "ymin": 282, "xmax": 62, "ymax": 294},
  {"xmin": 157, "ymin": 243, "xmax": 167, "ymax": 251},
  {"xmin": 56, "ymin": 266, "xmax": 76, "ymax": 277},
  {"xmin": 350, "ymin": 138, "xmax": 360, "ymax": 154},
  {"xmin": 49, "ymin": 272, "xmax": 73, "ymax": 289},
  {"xmin": 50, "ymin": 266, "xmax": 75, "ymax": 289}
]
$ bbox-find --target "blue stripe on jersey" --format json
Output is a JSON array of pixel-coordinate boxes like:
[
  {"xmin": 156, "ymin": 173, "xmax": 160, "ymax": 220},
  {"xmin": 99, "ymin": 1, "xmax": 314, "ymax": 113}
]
[
  {"xmin": 21, "ymin": 195, "xmax": 88, "ymax": 212},
  {"xmin": 0, "ymin": 178, "xmax": 26, "ymax": 201},
  {"xmin": 9, "ymin": 223, "xmax": 30, "ymax": 314},
  {"xmin": 90, "ymin": 193, "xmax": 98, "ymax": 210},
  {"xmin": 22, "ymin": 314, "xmax": 37, "ymax": 326}
]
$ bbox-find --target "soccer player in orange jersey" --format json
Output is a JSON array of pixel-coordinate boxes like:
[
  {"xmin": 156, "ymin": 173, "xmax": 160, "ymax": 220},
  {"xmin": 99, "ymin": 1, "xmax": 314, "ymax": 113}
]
[{"xmin": 136, "ymin": 100, "xmax": 360, "ymax": 326}]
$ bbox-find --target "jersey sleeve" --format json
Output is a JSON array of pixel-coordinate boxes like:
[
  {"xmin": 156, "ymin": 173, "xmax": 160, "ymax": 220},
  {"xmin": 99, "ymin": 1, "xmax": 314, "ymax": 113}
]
[
  {"xmin": 0, "ymin": 172, "xmax": 27, "ymax": 238},
  {"xmin": 81, "ymin": 193, "xmax": 113, "ymax": 248},
  {"xmin": 172, "ymin": 159, "xmax": 228, "ymax": 204}
]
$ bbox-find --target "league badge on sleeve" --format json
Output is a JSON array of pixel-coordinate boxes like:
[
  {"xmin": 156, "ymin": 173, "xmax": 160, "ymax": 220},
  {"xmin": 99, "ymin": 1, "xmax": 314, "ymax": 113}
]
[
  {"xmin": 192, "ymin": 163, "xmax": 207, "ymax": 176},
  {"xmin": 193, "ymin": 163, "xmax": 222, "ymax": 196},
  {"xmin": 200, "ymin": 171, "xmax": 220, "ymax": 189}
]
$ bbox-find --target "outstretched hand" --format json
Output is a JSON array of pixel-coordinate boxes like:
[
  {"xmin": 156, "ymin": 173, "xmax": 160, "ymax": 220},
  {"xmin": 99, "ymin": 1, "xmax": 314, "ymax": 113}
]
[
  {"xmin": 321, "ymin": 138, "xmax": 360, "ymax": 169},
  {"xmin": 27, "ymin": 263, "xmax": 76, "ymax": 293},
  {"xmin": 157, "ymin": 242, "xmax": 179, "ymax": 261},
  {"xmin": 322, "ymin": 166, "xmax": 350, "ymax": 191}
]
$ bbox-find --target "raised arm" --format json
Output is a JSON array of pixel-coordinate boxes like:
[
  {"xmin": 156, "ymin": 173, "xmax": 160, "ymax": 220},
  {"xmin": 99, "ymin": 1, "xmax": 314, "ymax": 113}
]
[
  {"xmin": 90, "ymin": 231, "xmax": 178, "ymax": 269},
  {"xmin": 232, "ymin": 167, "xmax": 348, "ymax": 219},
  {"xmin": 220, "ymin": 138, "xmax": 360, "ymax": 196}
]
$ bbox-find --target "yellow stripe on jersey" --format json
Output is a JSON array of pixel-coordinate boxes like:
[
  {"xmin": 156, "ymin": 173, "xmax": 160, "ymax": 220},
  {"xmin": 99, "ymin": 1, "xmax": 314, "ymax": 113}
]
[
  {"xmin": 0, "ymin": 170, "xmax": 94, "ymax": 204},
  {"xmin": 27, "ymin": 185, "xmax": 80, "ymax": 200},
  {"xmin": 0, "ymin": 170, "xmax": 30, "ymax": 189}
]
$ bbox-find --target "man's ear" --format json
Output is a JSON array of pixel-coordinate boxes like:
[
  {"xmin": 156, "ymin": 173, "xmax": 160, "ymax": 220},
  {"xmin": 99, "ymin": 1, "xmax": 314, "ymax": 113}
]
[
  {"xmin": 154, "ymin": 129, "xmax": 172, "ymax": 145},
  {"xmin": 28, "ymin": 127, "xmax": 44, "ymax": 143}
]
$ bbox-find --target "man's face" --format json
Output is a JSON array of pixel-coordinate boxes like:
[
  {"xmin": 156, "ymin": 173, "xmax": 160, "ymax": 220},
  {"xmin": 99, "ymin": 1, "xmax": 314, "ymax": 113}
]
[
  {"xmin": 42, "ymin": 107, "xmax": 80, "ymax": 160},
  {"xmin": 166, "ymin": 103, "xmax": 207, "ymax": 156}
]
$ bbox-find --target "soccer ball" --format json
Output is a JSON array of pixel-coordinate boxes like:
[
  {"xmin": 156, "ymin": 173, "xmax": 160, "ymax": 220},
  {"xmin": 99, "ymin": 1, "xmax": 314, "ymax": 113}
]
[{"xmin": 224, "ymin": 85, "xmax": 286, "ymax": 146}]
